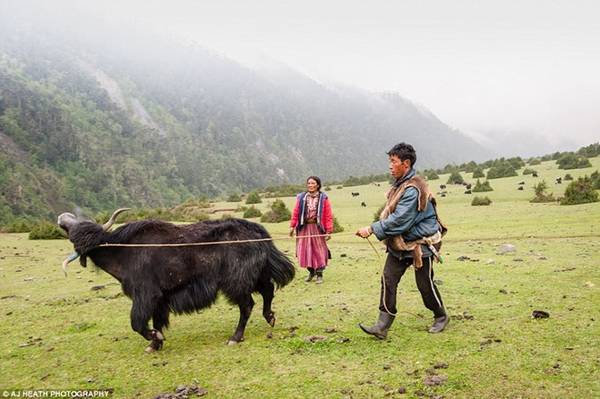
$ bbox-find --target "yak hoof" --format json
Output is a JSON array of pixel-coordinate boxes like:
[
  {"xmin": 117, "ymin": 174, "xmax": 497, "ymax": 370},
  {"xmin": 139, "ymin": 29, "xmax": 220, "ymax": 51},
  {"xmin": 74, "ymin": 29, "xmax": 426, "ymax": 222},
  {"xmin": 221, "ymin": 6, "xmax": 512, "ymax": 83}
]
[
  {"xmin": 151, "ymin": 330, "xmax": 165, "ymax": 341},
  {"xmin": 264, "ymin": 311, "xmax": 276, "ymax": 327},
  {"xmin": 144, "ymin": 345, "xmax": 157, "ymax": 354},
  {"xmin": 227, "ymin": 337, "xmax": 244, "ymax": 346}
]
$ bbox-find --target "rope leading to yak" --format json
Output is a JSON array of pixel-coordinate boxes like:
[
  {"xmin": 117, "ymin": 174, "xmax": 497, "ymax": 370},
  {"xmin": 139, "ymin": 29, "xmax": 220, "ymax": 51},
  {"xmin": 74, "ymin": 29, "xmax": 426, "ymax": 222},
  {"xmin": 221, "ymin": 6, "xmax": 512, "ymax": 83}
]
[
  {"xmin": 98, "ymin": 235, "xmax": 401, "ymax": 318},
  {"xmin": 61, "ymin": 231, "xmax": 429, "ymax": 319},
  {"xmin": 61, "ymin": 232, "xmax": 382, "ymax": 275}
]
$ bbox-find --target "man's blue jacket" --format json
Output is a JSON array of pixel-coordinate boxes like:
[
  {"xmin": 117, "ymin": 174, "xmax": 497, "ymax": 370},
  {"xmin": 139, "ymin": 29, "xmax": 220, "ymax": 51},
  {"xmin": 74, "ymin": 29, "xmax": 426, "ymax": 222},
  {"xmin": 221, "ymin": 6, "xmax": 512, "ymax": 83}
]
[{"xmin": 370, "ymin": 168, "xmax": 441, "ymax": 258}]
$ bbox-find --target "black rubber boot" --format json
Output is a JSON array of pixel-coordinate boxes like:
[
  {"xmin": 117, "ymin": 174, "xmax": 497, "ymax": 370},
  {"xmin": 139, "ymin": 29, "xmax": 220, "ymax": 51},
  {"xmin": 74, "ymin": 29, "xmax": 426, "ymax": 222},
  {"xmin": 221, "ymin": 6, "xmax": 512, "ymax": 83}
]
[
  {"xmin": 428, "ymin": 314, "xmax": 449, "ymax": 333},
  {"xmin": 305, "ymin": 268, "xmax": 315, "ymax": 282},
  {"xmin": 358, "ymin": 311, "xmax": 395, "ymax": 339}
]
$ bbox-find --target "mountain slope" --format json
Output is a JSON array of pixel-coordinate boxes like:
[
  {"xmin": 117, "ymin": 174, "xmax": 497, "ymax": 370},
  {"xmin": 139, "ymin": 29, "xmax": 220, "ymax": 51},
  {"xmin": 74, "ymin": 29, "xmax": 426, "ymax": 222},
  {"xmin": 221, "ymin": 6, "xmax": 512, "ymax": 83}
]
[{"xmin": 0, "ymin": 22, "xmax": 491, "ymax": 223}]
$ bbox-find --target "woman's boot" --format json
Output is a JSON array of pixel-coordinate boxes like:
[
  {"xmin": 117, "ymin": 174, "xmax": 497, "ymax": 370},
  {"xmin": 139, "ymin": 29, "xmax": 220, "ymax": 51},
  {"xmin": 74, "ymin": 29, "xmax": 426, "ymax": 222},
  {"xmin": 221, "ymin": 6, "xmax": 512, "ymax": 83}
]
[
  {"xmin": 315, "ymin": 270, "xmax": 323, "ymax": 284},
  {"xmin": 305, "ymin": 268, "xmax": 315, "ymax": 282},
  {"xmin": 358, "ymin": 311, "xmax": 395, "ymax": 339}
]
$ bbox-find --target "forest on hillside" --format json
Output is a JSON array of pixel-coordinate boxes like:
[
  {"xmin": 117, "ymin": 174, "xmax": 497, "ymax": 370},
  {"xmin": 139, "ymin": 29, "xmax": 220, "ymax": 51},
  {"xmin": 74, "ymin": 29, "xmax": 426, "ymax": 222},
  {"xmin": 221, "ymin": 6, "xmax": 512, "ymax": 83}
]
[{"xmin": 0, "ymin": 20, "xmax": 489, "ymax": 224}]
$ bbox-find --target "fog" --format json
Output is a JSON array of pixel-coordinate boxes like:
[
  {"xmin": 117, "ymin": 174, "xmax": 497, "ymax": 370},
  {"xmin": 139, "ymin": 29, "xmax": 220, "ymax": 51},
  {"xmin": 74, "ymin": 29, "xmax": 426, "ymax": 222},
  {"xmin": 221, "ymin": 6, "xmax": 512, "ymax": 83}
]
[{"xmin": 3, "ymin": 0, "xmax": 599, "ymax": 156}]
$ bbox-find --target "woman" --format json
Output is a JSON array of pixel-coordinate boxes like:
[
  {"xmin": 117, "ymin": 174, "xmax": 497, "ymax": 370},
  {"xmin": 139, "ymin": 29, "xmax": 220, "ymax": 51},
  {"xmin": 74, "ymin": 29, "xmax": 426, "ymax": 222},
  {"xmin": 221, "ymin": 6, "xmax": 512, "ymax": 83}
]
[{"xmin": 289, "ymin": 176, "xmax": 334, "ymax": 284}]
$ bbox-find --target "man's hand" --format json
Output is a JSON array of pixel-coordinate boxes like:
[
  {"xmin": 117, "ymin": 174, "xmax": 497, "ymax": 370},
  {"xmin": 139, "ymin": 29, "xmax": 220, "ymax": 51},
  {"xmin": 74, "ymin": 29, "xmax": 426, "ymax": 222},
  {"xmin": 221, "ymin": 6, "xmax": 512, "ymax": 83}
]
[
  {"xmin": 356, "ymin": 226, "xmax": 373, "ymax": 238},
  {"xmin": 289, "ymin": 227, "xmax": 295, "ymax": 237}
]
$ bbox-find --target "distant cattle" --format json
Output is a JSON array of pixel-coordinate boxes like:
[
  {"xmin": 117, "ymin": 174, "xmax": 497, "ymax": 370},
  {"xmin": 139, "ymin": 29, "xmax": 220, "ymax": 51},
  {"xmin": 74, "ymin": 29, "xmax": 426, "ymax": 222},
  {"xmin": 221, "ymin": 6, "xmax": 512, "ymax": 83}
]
[
  {"xmin": 439, "ymin": 184, "xmax": 447, "ymax": 190},
  {"xmin": 532, "ymin": 172, "xmax": 538, "ymax": 177},
  {"xmin": 465, "ymin": 183, "xmax": 472, "ymax": 190},
  {"xmin": 517, "ymin": 186, "xmax": 524, "ymax": 191},
  {"xmin": 556, "ymin": 177, "xmax": 562, "ymax": 184},
  {"xmin": 518, "ymin": 181, "xmax": 525, "ymax": 185},
  {"xmin": 464, "ymin": 190, "xmax": 472, "ymax": 194},
  {"xmin": 360, "ymin": 202, "xmax": 367, "ymax": 207},
  {"xmin": 440, "ymin": 193, "xmax": 446, "ymax": 197},
  {"xmin": 351, "ymin": 192, "xmax": 360, "ymax": 197}
]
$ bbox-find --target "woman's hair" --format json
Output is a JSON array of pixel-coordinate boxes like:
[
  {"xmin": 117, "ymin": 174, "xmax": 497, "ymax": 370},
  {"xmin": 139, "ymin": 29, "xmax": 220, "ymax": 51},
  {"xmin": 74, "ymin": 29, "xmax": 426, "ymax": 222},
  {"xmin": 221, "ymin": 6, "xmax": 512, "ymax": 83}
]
[{"xmin": 307, "ymin": 176, "xmax": 322, "ymax": 191}]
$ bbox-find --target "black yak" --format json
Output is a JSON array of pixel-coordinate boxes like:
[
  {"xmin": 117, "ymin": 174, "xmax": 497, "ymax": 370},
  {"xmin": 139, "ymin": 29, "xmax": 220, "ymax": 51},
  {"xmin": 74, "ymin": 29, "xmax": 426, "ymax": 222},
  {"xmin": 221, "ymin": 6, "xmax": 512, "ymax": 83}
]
[{"xmin": 58, "ymin": 208, "xmax": 295, "ymax": 353}]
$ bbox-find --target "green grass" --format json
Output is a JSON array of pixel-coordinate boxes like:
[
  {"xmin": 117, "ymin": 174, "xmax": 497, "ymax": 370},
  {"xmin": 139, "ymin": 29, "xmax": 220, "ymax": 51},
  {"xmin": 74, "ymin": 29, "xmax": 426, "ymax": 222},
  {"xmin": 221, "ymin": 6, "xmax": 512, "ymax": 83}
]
[{"xmin": 1, "ymin": 158, "xmax": 599, "ymax": 398}]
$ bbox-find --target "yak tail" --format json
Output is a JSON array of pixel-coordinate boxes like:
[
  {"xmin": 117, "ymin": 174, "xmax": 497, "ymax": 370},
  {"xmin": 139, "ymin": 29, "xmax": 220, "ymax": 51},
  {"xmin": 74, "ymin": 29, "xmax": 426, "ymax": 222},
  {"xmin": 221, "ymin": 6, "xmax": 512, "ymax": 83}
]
[{"xmin": 267, "ymin": 244, "xmax": 295, "ymax": 289}]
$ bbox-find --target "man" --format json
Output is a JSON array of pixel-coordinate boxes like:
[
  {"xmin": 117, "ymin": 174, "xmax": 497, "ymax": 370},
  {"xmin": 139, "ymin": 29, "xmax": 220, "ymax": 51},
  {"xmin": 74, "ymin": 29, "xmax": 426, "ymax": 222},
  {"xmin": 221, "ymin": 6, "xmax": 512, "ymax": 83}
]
[{"xmin": 356, "ymin": 142, "xmax": 448, "ymax": 339}]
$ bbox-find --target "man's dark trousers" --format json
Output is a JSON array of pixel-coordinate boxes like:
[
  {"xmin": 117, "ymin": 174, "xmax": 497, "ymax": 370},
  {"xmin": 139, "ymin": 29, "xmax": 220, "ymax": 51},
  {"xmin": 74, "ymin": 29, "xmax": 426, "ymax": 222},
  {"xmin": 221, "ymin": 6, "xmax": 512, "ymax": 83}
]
[{"xmin": 379, "ymin": 254, "xmax": 445, "ymax": 317}]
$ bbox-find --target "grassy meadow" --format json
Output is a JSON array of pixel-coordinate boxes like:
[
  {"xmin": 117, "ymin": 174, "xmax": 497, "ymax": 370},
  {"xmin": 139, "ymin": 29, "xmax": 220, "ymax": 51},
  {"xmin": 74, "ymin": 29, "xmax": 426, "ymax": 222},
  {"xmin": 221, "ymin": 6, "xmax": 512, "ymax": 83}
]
[{"xmin": 1, "ymin": 157, "xmax": 599, "ymax": 398}]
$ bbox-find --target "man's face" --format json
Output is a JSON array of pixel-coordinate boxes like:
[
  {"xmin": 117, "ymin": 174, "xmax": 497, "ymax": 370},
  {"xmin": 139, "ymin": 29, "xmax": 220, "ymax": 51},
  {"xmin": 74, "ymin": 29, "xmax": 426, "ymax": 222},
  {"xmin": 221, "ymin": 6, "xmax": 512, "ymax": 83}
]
[{"xmin": 389, "ymin": 155, "xmax": 411, "ymax": 179}]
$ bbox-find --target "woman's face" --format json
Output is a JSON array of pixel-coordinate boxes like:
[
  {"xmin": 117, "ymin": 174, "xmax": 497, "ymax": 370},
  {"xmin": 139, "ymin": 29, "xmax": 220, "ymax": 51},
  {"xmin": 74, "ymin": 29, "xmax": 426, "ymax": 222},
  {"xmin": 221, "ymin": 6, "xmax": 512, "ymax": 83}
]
[{"xmin": 306, "ymin": 178, "xmax": 319, "ymax": 193}]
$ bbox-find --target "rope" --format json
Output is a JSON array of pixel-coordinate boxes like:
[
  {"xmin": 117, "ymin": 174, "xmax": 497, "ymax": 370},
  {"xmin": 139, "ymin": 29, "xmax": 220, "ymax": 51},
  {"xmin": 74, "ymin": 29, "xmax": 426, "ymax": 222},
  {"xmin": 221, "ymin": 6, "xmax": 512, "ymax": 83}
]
[{"xmin": 97, "ymin": 231, "xmax": 361, "ymax": 248}]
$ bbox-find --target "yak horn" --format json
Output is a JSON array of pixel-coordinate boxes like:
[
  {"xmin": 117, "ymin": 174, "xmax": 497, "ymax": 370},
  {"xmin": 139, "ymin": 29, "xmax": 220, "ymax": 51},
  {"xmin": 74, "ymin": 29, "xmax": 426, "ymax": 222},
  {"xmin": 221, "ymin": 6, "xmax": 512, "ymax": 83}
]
[
  {"xmin": 61, "ymin": 252, "xmax": 80, "ymax": 277},
  {"xmin": 102, "ymin": 208, "xmax": 131, "ymax": 231}
]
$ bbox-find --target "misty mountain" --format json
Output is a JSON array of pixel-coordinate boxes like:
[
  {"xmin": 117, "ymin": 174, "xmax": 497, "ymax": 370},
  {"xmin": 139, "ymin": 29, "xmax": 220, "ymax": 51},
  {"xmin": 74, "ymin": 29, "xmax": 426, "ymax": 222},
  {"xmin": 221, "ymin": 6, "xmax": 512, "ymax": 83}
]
[
  {"xmin": 465, "ymin": 128, "xmax": 580, "ymax": 158},
  {"xmin": 0, "ymin": 20, "xmax": 491, "ymax": 222}
]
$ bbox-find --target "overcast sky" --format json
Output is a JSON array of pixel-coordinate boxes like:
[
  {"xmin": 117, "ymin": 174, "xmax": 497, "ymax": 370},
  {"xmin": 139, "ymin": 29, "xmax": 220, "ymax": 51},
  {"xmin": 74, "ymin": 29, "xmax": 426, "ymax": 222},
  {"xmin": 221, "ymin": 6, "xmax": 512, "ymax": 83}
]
[{"xmin": 7, "ymin": 0, "xmax": 600, "ymax": 152}]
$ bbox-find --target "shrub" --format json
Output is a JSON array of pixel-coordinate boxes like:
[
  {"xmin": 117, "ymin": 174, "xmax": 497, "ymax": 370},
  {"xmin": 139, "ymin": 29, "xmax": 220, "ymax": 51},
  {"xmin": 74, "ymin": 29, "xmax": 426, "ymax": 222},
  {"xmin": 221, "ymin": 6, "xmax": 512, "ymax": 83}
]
[
  {"xmin": 472, "ymin": 179, "xmax": 493, "ymax": 192},
  {"xmin": 560, "ymin": 176, "xmax": 599, "ymax": 205},
  {"xmin": 462, "ymin": 161, "xmax": 479, "ymax": 173},
  {"xmin": 243, "ymin": 206, "xmax": 262, "ymax": 218},
  {"xmin": 424, "ymin": 169, "xmax": 439, "ymax": 180},
  {"xmin": 591, "ymin": 170, "xmax": 600, "ymax": 189},
  {"xmin": 260, "ymin": 199, "xmax": 291, "ymax": 223},
  {"xmin": 4, "ymin": 218, "xmax": 34, "ymax": 233},
  {"xmin": 577, "ymin": 142, "xmax": 600, "ymax": 158},
  {"xmin": 447, "ymin": 171, "xmax": 465, "ymax": 184},
  {"xmin": 262, "ymin": 184, "xmax": 304, "ymax": 198},
  {"xmin": 528, "ymin": 158, "xmax": 542, "ymax": 166},
  {"xmin": 227, "ymin": 193, "xmax": 242, "ymax": 202},
  {"xmin": 522, "ymin": 168, "xmax": 537, "ymax": 175},
  {"xmin": 487, "ymin": 163, "xmax": 517, "ymax": 179},
  {"xmin": 175, "ymin": 207, "xmax": 210, "ymax": 222},
  {"xmin": 530, "ymin": 181, "xmax": 555, "ymax": 203},
  {"xmin": 245, "ymin": 191, "xmax": 262, "ymax": 204},
  {"xmin": 29, "ymin": 221, "xmax": 67, "ymax": 240},
  {"xmin": 556, "ymin": 153, "xmax": 592, "ymax": 170},
  {"xmin": 564, "ymin": 173, "xmax": 573, "ymax": 181},
  {"xmin": 471, "ymin": 196, "xmax": 492, "ymax": 206},
  {"xmin": 332, "ymin": 216, "xmax": 344, "ymax": 233},
  {"xmin": 507, "ymin": 157, "xmax": 526, "ymax": 170},
  {"xmin": 472, "ymin": 168, "xmax": 485, "ymax": 178}
]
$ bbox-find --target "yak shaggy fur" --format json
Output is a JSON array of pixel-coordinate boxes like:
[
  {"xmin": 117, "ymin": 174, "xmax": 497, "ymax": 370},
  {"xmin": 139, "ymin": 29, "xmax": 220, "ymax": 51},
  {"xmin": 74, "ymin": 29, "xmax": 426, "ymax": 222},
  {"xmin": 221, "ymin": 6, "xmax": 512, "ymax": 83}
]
[{"xmin": 62, "ymin": 217, "xmax": 295, "ymax": 352}]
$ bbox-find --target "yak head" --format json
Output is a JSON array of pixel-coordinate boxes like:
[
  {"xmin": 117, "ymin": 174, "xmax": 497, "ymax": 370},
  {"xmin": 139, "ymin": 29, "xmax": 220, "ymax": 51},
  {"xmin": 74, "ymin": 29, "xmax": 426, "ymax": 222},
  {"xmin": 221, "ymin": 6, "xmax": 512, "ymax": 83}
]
[{"xmin": 57, "ymin": 208, "xmax": 130, "ymax": 275}]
